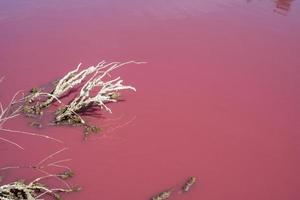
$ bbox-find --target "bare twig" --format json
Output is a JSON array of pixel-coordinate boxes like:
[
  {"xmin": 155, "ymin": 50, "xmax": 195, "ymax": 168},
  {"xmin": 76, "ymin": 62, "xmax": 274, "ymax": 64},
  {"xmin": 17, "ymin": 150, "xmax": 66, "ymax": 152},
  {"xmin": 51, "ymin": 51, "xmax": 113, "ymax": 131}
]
[
  {"xmin": 0, "ymin": 137, "xmax": 24, "ymax": 150},
  {"xmin": 37, "ymin": 148, "xmax": 68, "ymax": 166},
  {"xmin": 0, "ymin": 128, "xmax": 63, "ymax": 143},
  {"xmin": 0, "ymin": 84, "xmax": 62, "ymax": 149}
]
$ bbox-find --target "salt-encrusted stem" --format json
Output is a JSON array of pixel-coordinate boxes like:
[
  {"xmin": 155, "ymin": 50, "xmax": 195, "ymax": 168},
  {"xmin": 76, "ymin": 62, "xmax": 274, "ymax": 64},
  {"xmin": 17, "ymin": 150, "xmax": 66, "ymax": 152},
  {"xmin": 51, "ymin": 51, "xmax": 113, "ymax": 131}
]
[
  {"xmin": 40, "ymin": 60, "xmax": 142, "ymax": 108},
  {"xmin": 54, "ymin": 60, "xmax": 144, "ymax": 124},
  {"xmin": 37, "ymin": 63, "xmax": 86, "ymax": 107}
]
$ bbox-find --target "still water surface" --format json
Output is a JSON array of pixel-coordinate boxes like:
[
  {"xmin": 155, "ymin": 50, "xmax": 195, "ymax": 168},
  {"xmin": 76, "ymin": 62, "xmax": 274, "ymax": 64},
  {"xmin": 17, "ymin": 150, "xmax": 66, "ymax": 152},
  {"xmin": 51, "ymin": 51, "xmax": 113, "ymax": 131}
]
[{"xmin": 0, "ymin": 0, "xmax": 299, "ymax": 199}]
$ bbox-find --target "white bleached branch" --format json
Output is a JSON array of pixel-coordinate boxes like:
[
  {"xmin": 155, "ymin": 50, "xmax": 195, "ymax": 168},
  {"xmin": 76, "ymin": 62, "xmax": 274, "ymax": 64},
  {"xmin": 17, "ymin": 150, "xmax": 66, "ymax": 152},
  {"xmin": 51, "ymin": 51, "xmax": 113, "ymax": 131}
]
[{"xmin": 54, "ymin": 60, "xmax": 144, "ymax": 124}]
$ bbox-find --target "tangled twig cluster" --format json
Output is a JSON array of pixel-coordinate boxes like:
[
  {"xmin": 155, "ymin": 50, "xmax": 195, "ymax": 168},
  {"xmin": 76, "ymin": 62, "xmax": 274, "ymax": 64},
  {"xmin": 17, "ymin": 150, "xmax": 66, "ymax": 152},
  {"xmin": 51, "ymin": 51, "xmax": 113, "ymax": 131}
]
[{"xmin": 54, "ymin": 61, "xmax": 142, "ymax": 124}]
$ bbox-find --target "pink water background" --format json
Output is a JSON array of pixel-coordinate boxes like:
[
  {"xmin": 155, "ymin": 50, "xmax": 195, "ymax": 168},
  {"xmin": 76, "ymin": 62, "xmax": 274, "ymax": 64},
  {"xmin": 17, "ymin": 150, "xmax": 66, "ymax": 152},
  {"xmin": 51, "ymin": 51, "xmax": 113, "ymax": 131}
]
[{"xmin": 0, "ymin": 1, "xmax": 300, "ymax": 199}]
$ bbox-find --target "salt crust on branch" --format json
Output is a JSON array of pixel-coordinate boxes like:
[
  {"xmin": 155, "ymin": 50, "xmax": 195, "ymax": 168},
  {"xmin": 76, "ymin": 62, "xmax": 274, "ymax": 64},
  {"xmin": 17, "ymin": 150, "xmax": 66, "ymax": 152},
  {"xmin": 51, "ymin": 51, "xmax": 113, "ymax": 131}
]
[{"xmin": 52, "ymin": 60, "xmax": 144, "ymax": 124}]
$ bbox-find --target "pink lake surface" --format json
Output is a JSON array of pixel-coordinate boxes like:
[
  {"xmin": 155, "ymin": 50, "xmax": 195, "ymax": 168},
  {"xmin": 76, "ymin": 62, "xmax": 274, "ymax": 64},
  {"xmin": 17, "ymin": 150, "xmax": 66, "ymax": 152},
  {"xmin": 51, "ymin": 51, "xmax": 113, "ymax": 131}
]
[{"xmin": 0, "ymin": 0, "xmax": 300, "ymax": 199}]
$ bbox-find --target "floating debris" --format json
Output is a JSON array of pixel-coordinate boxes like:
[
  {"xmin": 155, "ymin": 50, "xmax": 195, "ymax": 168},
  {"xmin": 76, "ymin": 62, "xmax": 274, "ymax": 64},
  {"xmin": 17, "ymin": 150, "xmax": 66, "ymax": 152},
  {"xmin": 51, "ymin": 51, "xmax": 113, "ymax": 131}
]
[
  {"xmin": 182, "ymin": 176, "xmax": 196, "ymax": 192},
  {"xmin": 70, "ymin": 186, "xmax": 82, "ymax": 192},
  {"xmin": 29, "ymin": 121, "xmax": 42, "ymax": 128},
  {"xmin": 151, "ymin": 189, "xmax": 173, "ymax": 200},
  {"xmin": 84, "ymin": 125, "xmax": 101, "ymax": 139},
  {"xmin": 85, "ymin": 125, "xmax": 101, "ymax": 133},
  {"xmin": 58, "ymin": 170, "xmax": 75, "ymax": 180}
]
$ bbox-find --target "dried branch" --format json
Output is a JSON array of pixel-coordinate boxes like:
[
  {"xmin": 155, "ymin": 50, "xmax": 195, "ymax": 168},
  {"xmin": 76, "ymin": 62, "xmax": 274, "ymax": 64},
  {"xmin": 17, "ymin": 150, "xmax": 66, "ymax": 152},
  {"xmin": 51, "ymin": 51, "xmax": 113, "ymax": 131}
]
[{"xmin": 55, "ymin": 60, "xmax": 144, "ymax": 124}]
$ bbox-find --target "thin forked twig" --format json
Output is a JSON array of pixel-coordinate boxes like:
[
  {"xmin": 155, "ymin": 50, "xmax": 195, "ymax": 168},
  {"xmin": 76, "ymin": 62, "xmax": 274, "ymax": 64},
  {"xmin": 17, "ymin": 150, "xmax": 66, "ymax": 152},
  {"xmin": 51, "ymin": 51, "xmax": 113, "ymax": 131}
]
[
  {"xmin": 0, "ymin": 86, "xmax": 62, "ymax": 149},
  {"xmin": 37, "ymin": 148, "xmax": 68, "ymax": 166}
]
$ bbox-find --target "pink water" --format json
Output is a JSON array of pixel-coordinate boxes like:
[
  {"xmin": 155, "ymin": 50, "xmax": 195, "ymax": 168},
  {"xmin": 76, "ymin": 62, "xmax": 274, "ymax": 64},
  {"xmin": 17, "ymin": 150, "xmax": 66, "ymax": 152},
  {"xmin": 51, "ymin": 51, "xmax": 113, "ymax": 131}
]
[{"xmin": 1, "ymin": 0, "xmax": 300, "ymax": 199}]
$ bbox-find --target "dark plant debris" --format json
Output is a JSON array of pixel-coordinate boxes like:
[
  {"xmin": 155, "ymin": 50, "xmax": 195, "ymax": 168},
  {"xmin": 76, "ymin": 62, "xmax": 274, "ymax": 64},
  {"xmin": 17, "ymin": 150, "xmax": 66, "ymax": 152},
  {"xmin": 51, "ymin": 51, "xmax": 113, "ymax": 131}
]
[
  {"xmin": 23, "ymin": 104, "xmax": 43, "ymax": 116},
  {"xmin": 84, "ymin": 125, "xmax": 101, "ymax": 140},
  {"xmin": 151, "ymin": 189, "xmax": 173, "ymax": 200},
  {"xmin": 29, "ymin": 121, "xmax": 43, "ymax": 128},
  {"xmin": 182, "ymin": 176, "xmax": 196, "ymax": 192},
  {"xmin": 58, "ymin": 170, "xmax": 75, "ymax": 180}
]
